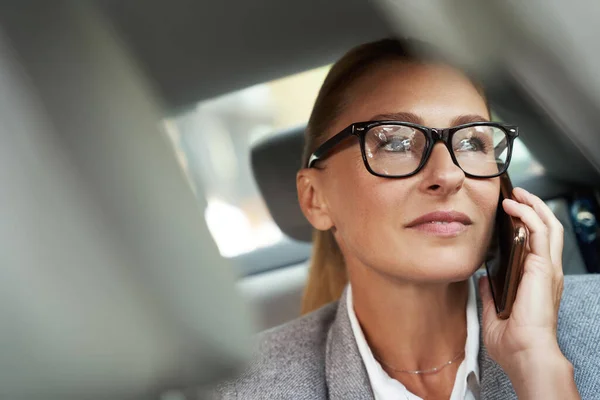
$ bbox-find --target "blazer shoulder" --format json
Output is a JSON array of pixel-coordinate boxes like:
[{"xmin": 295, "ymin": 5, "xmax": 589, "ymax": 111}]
[
  {"xmin": 256, "ymin": 300, "xmax": 338, "ymax": 357},
  {"xmin": 558, "ymin": 274, "xmax": 600, "ymax": 399},
  {"xmin": 561, "ymin": 274, "xmax": 600, "ymax": 314},
  {"xmin": 211, "ymin": 301, "xmax": 339, "ymax": 399}
]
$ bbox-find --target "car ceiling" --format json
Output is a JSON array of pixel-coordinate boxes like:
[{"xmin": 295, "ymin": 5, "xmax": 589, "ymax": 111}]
[
  {"xmin": 98, "ymin": 0, "xmax": 392, "ymax": 113},
  {"xmin": 97, "ymin": 0, "xmax": 600, "ymax": 186}
]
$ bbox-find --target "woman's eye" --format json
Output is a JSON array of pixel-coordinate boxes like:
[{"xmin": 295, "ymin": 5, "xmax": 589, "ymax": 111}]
[
  {"xmin": 381, "ymin": 137, "xmax": 412, "ymax": 152},
  {"xmin": 455, "ymin": 137, "xmax": 487, "ymax": 153}
]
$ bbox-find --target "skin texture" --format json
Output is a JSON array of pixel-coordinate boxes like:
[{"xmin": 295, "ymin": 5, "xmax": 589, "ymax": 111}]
[{"xmin": 297, "ymin": 60, "xmax": 577, "ymax": 399}]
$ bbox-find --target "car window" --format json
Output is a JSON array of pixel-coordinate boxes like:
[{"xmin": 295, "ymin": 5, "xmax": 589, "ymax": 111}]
[
  {"xmin": 164, "ymin": 66, "xmax": 330, "ymax": 258},
  {"xmin": 507, "ymin": 136, "xmax": 545, "ymax": 178},
  {"xmin": 164, "ymin": 68, "xmax": 542, "ymax": 259}
]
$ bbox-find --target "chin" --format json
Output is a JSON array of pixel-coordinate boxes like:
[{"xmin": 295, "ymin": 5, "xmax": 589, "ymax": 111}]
[
  {"xmin": 404, "ymin": 237, "xmax": 485, "ymax": 278},
  {"xmin": 420, "ymin": 264, "xmax": 478, "ymax": 283},
  {"xmin": 402, "ymin": 252, "xmax": 482, "ymax": 283}
]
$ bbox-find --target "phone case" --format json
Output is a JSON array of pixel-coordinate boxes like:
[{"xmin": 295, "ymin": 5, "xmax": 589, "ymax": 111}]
[{"xmin": 488, "ymin": 173, "xmax": 529, "ymax": 319}]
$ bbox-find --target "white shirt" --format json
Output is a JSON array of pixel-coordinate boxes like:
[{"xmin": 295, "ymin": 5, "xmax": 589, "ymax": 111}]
[{"xmin": 347, "ymin": 278, "xmax": 481, "ymax": 400}]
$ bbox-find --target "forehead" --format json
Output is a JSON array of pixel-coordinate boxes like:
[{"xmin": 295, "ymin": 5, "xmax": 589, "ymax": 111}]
[{"xmin": 333, "ymin": 60, "xmax": 489, "ymax": 132}]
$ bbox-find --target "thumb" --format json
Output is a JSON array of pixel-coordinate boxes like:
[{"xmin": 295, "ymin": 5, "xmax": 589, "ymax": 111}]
[
  {"xmin": 478, "ymin": 275, "xmax": 505, "ymax": 360},
  {"xmin": 478, "ymin": 275, "xmax": 492, "ymax": 305},
  {"xmin": 478, "ymin": 276, "xmax": 498, "ymax": 328}
]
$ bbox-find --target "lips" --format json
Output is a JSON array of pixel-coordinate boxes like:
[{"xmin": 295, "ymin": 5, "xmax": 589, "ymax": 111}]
[
  {"xmin": 405, "ymin": 211, "xmax": 472, "ymax": 237},
  {"xmin": 406, "ymin": 211, "xmax": 473, "ymax": 227}
]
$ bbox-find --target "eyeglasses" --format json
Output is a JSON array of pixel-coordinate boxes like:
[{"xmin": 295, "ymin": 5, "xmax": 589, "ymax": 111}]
[{"xmin": 307, "ymin": 120, "xmax": 518, "ymax": 179}]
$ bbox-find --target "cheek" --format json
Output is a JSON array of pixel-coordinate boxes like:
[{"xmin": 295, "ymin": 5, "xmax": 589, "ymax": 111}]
[
  {"xmin": 327, "ymin": 171, "xmax": 383, "ymax": 227},
  {"xmin": 325, "ymin": 166, "xmax": 406, "ymax": 248},
  {"xmin": 467, "ymin": 181, "xmax": 500, "ymax": 239}
]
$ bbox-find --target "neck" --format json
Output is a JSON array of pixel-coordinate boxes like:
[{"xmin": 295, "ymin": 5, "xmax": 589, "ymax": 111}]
[{"xmin": 348, "ymin": 264, "xmax": 469, "ymax": 372}]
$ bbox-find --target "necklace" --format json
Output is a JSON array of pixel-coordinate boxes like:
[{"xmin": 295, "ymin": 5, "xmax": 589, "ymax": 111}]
[{"xmin": 375, "ymin": 349, "xmax": 465, "ymax": 375}]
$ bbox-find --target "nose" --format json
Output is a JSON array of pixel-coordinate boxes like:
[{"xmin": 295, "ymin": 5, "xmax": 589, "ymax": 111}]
[{"xmin": 418, "ymin": 142, "xmax": 465, "ymax": 196}]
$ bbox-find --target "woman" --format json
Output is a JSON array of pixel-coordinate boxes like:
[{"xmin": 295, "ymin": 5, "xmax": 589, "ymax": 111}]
[{"xmin": 214, "ymin": 39, "xmax": 600, "ymax": 399}]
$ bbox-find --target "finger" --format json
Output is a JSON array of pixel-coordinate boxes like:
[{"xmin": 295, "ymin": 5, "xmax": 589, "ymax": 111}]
[
  {"xmin": 512, "ymin": 188, "xmax": 564, "ymax": 271},
  {"xmin": 502, "ymin": 198, "xmax": 551, "ymax": 260}
]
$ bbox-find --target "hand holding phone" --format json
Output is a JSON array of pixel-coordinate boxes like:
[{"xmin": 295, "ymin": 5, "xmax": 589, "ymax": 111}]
[
  {"xmin": 479, "ymin": 182, "xmax": 569, "ymax": 394},
  {"xmin": 485, "ymin": 173, "xmax": 528, "ymax": 319}
]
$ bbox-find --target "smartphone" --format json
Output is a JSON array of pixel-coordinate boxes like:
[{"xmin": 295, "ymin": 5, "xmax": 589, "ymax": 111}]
[{"xmin": 485, "ymin": 173, "xmax": 528, "ymax": 319}]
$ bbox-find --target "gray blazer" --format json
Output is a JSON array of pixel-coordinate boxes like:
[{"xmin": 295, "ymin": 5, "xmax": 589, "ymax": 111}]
[{"xmin": 214, "ymin": 275, "xmax": 600, "ymax": 399}]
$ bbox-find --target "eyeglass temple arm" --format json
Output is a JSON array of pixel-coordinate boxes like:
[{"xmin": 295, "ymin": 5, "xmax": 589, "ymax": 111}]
[
  {"xmin": 495, "ymin": 137, "xmax": 507, "ymax": 160},
  {"xmin": 307, "ymin": 125, "xmax": 355, "ymax": 167},
  {"xmin": 494, "ymin": 125, "xmax": 518, "ymax": 160}
]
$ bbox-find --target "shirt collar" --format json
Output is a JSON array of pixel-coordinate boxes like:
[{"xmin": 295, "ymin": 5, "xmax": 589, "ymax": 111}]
[
  {"xmin": 347, "ymin": 276, "xmax": 481, "ymax": 400},
  {"xmin": 465, "ymin": 275, "xmax": 481, "ymax": 384}
]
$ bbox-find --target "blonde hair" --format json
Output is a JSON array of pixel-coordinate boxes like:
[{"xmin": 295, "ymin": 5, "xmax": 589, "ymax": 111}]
[
  {"xmin": 300, "ymin": 229, "xmax": 347, "ymax": 315},
  {"xmin": 299, "ymin": 39, "xmax": 487, "ymax": 314}
]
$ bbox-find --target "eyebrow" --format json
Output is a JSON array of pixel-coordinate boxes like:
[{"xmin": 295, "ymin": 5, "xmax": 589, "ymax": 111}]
[
  {"xmin": 369, "ymin": 112, "xmax": 423, "ymax": 125},
  {"xmin": 450, "ymin": 114, "xmax": 490, "ymax": 127},
  {"xmin": 369, "ymin": 112, "xmax": 490, "ymax": 128}
]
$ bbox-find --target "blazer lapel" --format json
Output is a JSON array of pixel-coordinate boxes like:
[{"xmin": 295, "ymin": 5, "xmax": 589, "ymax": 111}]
[
  {"xmin": 325, "ymin": 288, "xmax": 375, "ymax": 400},
  {"xmin": 475, "ymin": 274, "xmax": 517, "ymax": 400}
]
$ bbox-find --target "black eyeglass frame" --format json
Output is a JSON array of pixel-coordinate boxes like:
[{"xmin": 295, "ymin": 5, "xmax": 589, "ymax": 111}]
[{"xmin": 307, "ymin": 120, "xmax": 519, "ymax": 179}]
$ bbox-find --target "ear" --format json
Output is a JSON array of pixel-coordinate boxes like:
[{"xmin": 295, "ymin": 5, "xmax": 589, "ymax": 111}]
[{"xmin": 296, "ymin": 168, "xmax": 334, "ymax": 231}]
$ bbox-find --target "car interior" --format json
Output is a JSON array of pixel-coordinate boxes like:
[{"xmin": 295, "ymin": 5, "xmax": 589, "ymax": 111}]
[
  {"xmin": 97, "ymin": 0, "xmax": 600, "ymax": 333},
  {"xmin": 0, "ymin": 0, "xmax": 598, "ymax": 398}
]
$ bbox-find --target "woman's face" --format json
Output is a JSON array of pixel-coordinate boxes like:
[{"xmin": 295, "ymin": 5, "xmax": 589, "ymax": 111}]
[{"xmin": 307, "ymin": 60, "xmax": 499, "ymax": 283}]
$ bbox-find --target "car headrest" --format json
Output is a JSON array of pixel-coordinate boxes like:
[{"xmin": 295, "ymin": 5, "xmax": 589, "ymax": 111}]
[{"xmin": 251, "ymin": 126, "xmax": 313, "ymax": 242}]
